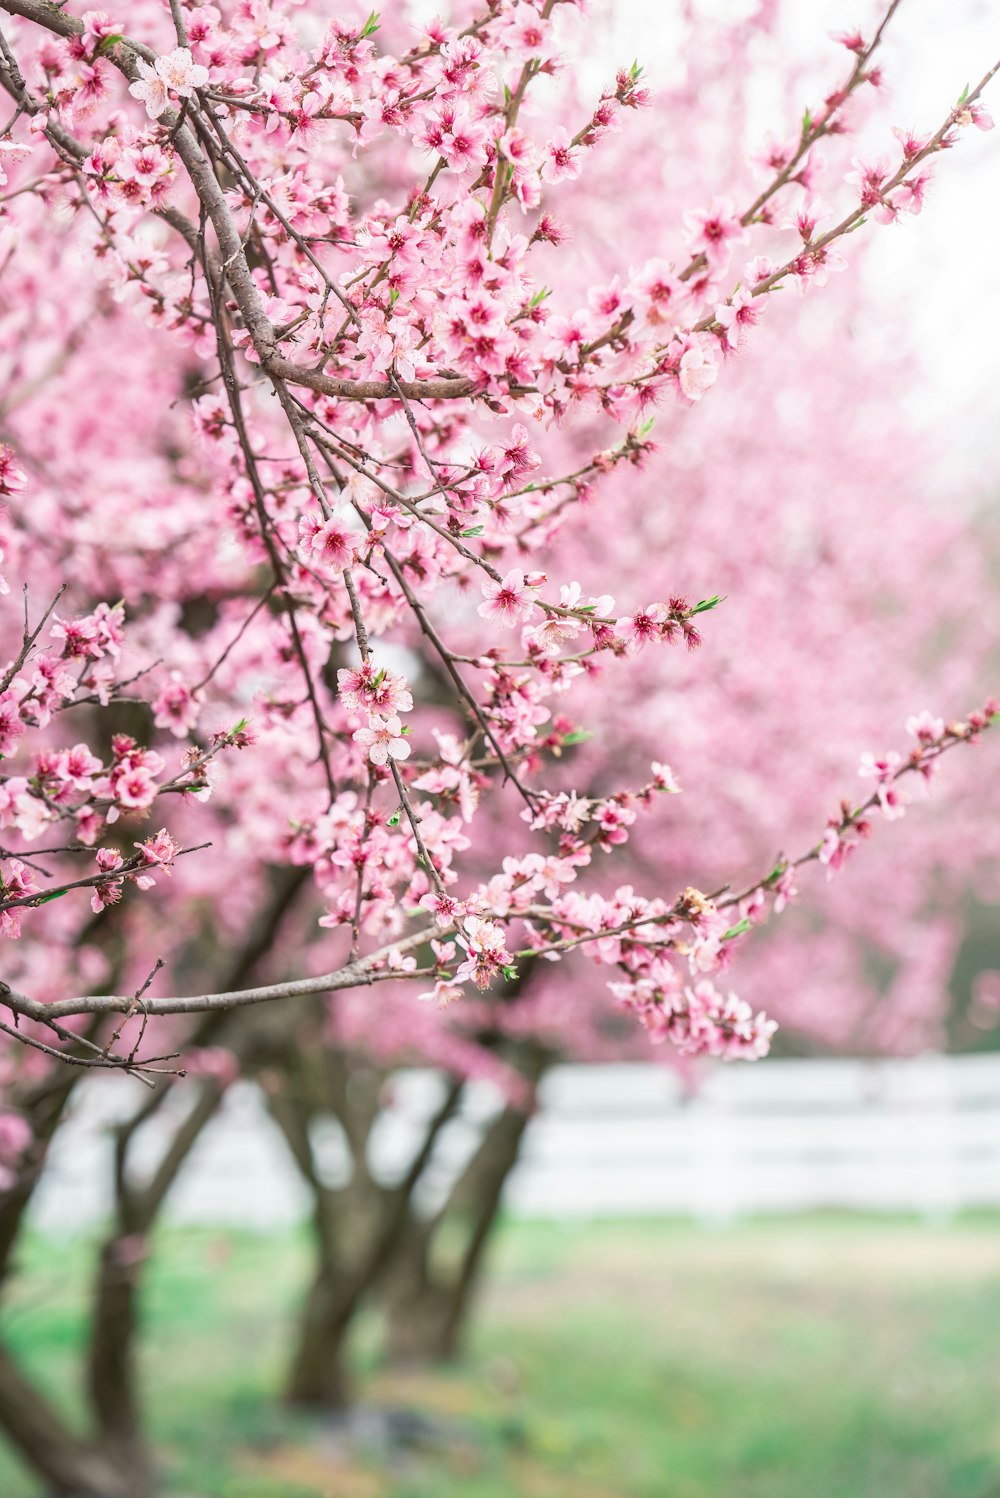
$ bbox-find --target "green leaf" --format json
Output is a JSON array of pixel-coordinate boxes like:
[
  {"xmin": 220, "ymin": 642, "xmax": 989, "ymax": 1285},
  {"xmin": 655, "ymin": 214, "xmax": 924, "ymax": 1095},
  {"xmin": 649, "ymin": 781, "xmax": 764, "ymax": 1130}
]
[
  {"xmin": 528, "ymin": 287, "xmax": 552, "ymax": 308},
  {"xmin": 562, "ymin": 728, "xmax": 593, "ymax": 746},
  {"xmin": 502, "ymin": 963, "xmax": 519, "ymax": 982},
  {"xmin": 691, "ymin": 594, "xmax": 724, "ymax": 615},
  {"xmin": 721, "ymin": 917, "xmax": 751, "ymax": 942},
  {"xmin": 387, "ymin": 812, "xmax": 400, "ymax": 827},
  {"xmin": 361, "ymin": 10, "xmax": 380, "ymax": 38},
  {"xmin": 802, "ymin": 107, "xmax": 813, "ymax": 134},
  {"xmin": 460, "ymin": 525, "xmax": 485, "ymax": 538},
  {"xmin": 35, "ymin": 890, "xmax": 68, "ymax": 906}
]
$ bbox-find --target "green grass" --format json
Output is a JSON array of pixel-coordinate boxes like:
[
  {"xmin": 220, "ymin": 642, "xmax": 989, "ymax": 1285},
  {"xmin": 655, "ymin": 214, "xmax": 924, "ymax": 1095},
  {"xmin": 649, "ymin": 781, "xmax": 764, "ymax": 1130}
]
[{"xmin": 3, "ymin": 1216, "xmax": 1000, "ymax": 1496}]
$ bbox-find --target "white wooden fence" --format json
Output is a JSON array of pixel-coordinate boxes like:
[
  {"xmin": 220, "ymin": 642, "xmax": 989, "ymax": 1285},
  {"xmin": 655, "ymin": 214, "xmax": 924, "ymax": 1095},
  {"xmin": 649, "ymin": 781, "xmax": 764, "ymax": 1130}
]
[{"xmin": 30, "ymin": 1054, "xmax": 1000, "ymax": 1231}]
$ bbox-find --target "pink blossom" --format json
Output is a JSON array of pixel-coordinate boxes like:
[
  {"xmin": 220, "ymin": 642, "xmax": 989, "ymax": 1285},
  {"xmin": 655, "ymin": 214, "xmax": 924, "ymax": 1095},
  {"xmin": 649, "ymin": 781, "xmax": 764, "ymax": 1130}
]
[
  {"xmin": 0, "ymin": 860, "xmax": 39, "ymax": 938},
  {"xmin": 418, "ymin": 979, "xmax": 465, "ymax": 1007},
  {"xmin": 859, "ymin": 750, "xmax": 902, "ymax": 784},
  {"xmin": 353, "ymin": 714, "xmax": 410, "ymax": 767},
  {"xmin": 500, "ymin": 8, "xmax": 549, "ymax": 60},
  {"xmin": 456, "ymin": 915, "xmax": 511, "ymax": 990},
  {"xmin": 354, "ymin": 314, "xmax": 420, "ymax": 383},
  {"xmin": 153, "ymin": 674, "xmax": 200, "ymax": 738},
  {"xmin": 0, "ymin": 139, "xmax": 32, "ymax": 190},
  {"xmin": 830, "ymin": 30, "xmax": 866, "ymax": 54},
  {"xmin": 683, "ymin": 196, "xmax": 745, "ymax": 271},
  {"xmin": 0, "ymin": 692, "xmax": 25, "ymax": 758},
  {"xmin": 615, "ymin": 603, "xmax": 665, "ymax": 651},
  {"xmin": 906, "ymin": 710, "xmax": 945, "ymax": 745},
  {"xmin": 338, "ymin": 663, "xmax": 413, "ymax": 718},
  {"xmin": 113, "ymin": 765, "xmax": 158, "ymax": 810},
  {"xmin": 772, "ymin": 870, "xmax": 799, "ymax": 914},
  {"xmin": 81, "ymin": 10, "xmax": 119, "ymax": 49},
  {"xmin": 750, "ymin": 130, "xmax": 796, "ymax": 177},
  {"xmin": 629, "ymin": 258, "xmax": 682, "ymax": 327},
  {"xmin": 59, "ymin": 745, "xmax": 103, "ymax": 788},
  {"xmin": 678, "ymin": 341, "xmax": 719, "ymax": 401},
  {"xmin": 299, "ymin": 514, "xmax": 357, "ymax": 572},
  {"xmin": 651, "ymin": 762, "xmax": 680, "ymax": 793},
  {"xmin": 412, "ymin": 730, "xmax": 479, "ymax": 822},
  {"xmin": 478, "ymin": 569, "xmax": 539, "ymax": 628},
  {"xmin": 499, "ymin": 424, "xmax": 541, "ymax": 483},
  {"xmin": 91, "ymin": 847, "xmax": 125, "ymax": 912},
  {"xmin": 956, "ymin": 103, "xmax": 994, "ymax": 132},
  {"xmin": 714, "ymin": 288, "xmax": 759, "ymax": 349},
  {"xmin": 744, "ymin": 255, "xmax": 778, "ymax": 286},
  {"xmin": 128, "ymin": 60, "xmax": 170, "ymax": 119},
  {"xmin": 540, "ymin": 127, "xmax": 581, "ymax": 185},
  {"xmin": 136, "ymin": 828, "xmax": 178, "ymax": 872},
  {"xmin": 845, "ymin": 155, "xmax": 892, "ymax": 214},
  {"xmin": 129, "ymin": 47, "xmax": 209, "ymax": 119},
  {"xmin": 0, "ymin": 444, "xmax": 26, "ymax": 497}
]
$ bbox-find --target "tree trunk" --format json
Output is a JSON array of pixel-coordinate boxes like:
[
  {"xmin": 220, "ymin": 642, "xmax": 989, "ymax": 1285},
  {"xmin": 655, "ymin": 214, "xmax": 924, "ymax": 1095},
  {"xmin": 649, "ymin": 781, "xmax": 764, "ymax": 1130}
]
[
  {"xmin": 272, "ymin": 1045, "xmax": 465, "ymax": 1410},
  {"xmin": 381, "ymin": 1252, "xmax": 458, "ymax": 1364},
  {"xmin": 0, "ymin": 873, "xmax": 312, "ymax": 1495},
  {"xmin": 0, "ymin": 1341, "xmax": 138, "ymax": 1498},
  {"xmin": 285, "ymin": 1265, "xmax": 354, "ymax": 1410},
  {"xmin": 383, "ymin": 1046, "xmax": 552, "ymax": 1366},
  {"xmin": 85, "ymin": 1239, "xmax": 155, "ymax": 1498}
]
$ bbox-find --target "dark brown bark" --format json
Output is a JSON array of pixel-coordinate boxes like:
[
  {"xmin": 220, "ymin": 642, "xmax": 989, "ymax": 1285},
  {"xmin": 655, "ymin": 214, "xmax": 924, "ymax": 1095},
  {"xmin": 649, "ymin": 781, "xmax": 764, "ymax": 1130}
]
[
  {"xmin": 83, "ymin": 867, "xmax": 314, "ymax": 1473},
  {"xmin": 0, "ymin": 868, "xmax": 315, "ymax": 1496},
  {"xmin": 84, "ymin": 1241, "xmax": 154, "ymax": 1498},
  {"xmin": 380, "ymin": 1261, "xmax": 455, "ymax": 1365},
  {"xmin": 0, "ymin": 1068, "xmax": 79, "ymax": 1279},
  {"xmin": 285, "ymin": 1265, "xmax": 355, "ymax": 1410},
  {"xmin": 83, "ymin": 1085, "xmax": 223, "ymax": 1489},
  {"xmin": 0, "ymin": 943, "xmax": 121, "ymax": 1281},
  {"xmin": 383, "ymin": 1044, "xmax": 552, "ymax": 1366},
  {"xmin": 0, "ymin": 934, "xmax": 142, "ymax": 1494},
  {"xmin": 0, "ymin": 1341, "xmax": 137, "ymax": 1498},
  {"xmin": 268, "ymin": 1041, "xmax": 465, "ymax": 1409}
]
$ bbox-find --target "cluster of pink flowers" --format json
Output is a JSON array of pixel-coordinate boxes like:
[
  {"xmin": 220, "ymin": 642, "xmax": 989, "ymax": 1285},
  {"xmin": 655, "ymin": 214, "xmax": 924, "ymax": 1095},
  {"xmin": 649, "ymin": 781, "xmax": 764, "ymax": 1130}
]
[
  {"xmin": 0, "ymin": 0, "xmax": 992, "ymax": 1080},
  {"xmin": 809, "ymin": 703, "xmax": 998, "ymax": 880},
  {"xmin": 338, "ymin": 663, "xmax": 415, "ymax": 770},
  {"xmin": 90, "ymin": 828, "xmax": 178, "ymax": 914},
  {"xmin": 611, "ymin": 975, "xmax": 777, "ymax": 1060},
  {"xmin": 0, "ymin": 592, "xmax": 248, "ymax": 940}
]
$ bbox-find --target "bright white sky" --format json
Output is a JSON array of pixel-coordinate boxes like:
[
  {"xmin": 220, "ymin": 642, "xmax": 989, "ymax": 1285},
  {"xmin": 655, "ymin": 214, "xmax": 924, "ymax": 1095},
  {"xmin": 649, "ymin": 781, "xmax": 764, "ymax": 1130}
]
[{"xmin": 596, "ymin": 0, "xmax": 1000, "ymax": 494}]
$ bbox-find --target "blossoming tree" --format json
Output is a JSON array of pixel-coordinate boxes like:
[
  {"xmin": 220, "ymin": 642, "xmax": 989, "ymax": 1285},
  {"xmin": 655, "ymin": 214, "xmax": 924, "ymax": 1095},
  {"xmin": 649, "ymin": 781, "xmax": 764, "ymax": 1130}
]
[
  {"xmin": 0, "ymin": 0, "xmax": 996, "ymax": 1491},
  {"xmin": 0, "ymin": 0, "xmax": 994, "ymax": 1072}
]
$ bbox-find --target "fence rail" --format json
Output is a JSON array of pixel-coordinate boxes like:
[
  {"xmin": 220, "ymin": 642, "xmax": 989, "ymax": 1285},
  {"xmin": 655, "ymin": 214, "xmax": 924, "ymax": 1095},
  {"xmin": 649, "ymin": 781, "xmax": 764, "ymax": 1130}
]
[{"xmin": 31, "ymin": 1054, "xmax": 1000, "ymax": 1230}]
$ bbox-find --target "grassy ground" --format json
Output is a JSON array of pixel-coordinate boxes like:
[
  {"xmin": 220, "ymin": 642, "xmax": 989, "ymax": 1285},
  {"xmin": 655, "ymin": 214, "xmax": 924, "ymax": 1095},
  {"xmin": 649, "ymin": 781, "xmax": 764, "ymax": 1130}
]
[{"xmin": 2, "ymin": 1216, "xmax": 1000, "ymax": 1497}]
